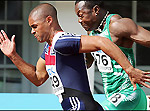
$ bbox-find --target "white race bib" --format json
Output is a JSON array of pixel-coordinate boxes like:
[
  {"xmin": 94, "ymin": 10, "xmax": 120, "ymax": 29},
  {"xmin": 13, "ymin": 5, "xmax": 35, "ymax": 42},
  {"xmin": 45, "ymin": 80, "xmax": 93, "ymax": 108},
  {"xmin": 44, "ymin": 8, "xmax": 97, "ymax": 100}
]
[
  {"xmin": 46, "ymin": 65, "xmax": 64, "ymax": 95},
  {"xmin": 91, "ymin": 50, "xmax": 113, "ymax": 72},
  {"xmin": 108, "ymin": 93, "xmax": 126, "ymax": 107}
]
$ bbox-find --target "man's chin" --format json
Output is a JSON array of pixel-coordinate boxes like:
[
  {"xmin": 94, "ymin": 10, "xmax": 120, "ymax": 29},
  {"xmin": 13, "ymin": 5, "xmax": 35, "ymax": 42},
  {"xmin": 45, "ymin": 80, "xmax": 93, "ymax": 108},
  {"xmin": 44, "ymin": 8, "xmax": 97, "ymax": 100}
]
[
  {"xmin": 85, "ymin": 29, "xmax": 92, "ymax": 32},
  {"xmin": 83, "ymin": 27, "xmax": 92, "ymax": 31}
]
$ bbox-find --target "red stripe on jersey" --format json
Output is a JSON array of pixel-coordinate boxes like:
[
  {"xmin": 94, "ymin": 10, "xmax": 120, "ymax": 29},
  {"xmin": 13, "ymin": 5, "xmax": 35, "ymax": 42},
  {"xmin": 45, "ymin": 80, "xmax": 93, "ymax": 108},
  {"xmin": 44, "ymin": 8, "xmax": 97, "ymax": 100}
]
[{"xmin": 45, "ymin": 45, "xmax": 56, "ymax": 65}]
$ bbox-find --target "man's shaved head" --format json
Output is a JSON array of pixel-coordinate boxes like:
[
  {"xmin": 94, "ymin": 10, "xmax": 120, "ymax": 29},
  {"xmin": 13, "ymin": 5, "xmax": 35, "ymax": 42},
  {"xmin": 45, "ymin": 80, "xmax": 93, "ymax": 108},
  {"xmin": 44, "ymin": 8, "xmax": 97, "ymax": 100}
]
[
  {"xmin": 28, "ymin": 3, "xmax": 60, "ymax": 44},
  {"xmin": 29, "ymin": 3, "xmax": 57, "ymax": 21}
]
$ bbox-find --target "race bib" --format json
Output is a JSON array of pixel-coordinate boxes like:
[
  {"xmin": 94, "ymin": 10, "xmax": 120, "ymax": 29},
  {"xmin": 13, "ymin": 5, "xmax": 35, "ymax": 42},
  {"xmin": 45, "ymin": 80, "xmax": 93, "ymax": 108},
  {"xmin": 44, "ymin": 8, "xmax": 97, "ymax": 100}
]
[
  {"xmin": 46, "ymin": 65, "xmax": 64, "ymax": 95},
  {"xmin": 45, "ymin": 45, "xmax": 64, "ymax": 96},
  {"xmin": 91, "ymin": 50, "xmax": 113, "ymax": 72},
  {"xmin": 108, "ymin": 93, "xmax": 126, "ymax": 107}
]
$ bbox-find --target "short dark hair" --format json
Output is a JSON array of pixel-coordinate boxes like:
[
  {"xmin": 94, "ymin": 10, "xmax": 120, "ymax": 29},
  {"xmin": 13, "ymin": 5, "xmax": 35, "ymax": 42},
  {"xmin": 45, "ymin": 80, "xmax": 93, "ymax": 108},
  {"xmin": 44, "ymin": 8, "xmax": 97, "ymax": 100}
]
[{"xmin": 75, "ymin": 0, "xmax": 104, "ymax": 9}]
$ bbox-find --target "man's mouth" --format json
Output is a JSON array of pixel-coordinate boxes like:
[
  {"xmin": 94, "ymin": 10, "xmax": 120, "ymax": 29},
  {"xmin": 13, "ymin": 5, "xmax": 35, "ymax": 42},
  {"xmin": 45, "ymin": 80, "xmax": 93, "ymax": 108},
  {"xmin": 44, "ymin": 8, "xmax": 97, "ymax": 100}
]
[{"xmin": 82, "ymin": 25, "xmax": 89, "ymax": 31}]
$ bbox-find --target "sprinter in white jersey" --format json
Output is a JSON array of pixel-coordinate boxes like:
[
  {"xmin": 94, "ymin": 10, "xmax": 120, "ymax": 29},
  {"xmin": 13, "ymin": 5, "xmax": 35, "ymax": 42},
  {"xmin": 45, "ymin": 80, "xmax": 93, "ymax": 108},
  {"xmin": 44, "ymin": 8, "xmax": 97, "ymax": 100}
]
[
  {"xmin": 0, "ymin": 3, "xmax": 150, "ymax": 110},
  {"xmin": 75, "ymin": 1, "xmax": 150, "ymax": 110}
]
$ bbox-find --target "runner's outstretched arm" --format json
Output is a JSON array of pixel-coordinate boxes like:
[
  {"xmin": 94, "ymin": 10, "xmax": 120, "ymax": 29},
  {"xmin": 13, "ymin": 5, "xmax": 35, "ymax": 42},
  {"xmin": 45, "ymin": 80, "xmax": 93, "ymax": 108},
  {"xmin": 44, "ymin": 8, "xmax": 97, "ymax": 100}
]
[
  {"xmin": 79, "ymin": 35, "xmax": 150, "ymax": 90},
  {"xmin": 0, "ymin": 30, "xmax": 49, "ymax": 86}
]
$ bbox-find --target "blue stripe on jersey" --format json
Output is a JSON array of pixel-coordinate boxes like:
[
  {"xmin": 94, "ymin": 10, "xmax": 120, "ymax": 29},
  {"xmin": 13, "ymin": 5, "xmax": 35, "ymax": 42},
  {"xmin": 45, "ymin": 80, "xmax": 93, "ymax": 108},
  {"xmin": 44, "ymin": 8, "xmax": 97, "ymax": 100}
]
[
  {"xmin": 41, "ymin": 43, "xmax": 49, "ymax": 60},
  {"xmin": 54, "ymin": 36, "xmax": 81, "ymax": 55},
  {"xmin": 41, "ymin": 50, "xmax": 45, "ymax": 60}
]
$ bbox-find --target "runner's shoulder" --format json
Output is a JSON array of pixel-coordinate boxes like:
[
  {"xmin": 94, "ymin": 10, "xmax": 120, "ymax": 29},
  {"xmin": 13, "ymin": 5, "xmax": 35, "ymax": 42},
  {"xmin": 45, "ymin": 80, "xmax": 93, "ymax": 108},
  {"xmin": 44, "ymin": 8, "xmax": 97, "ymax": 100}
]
[{"xmin": 110, "ymin": 14, "xmax": 122, "ymax": 23}]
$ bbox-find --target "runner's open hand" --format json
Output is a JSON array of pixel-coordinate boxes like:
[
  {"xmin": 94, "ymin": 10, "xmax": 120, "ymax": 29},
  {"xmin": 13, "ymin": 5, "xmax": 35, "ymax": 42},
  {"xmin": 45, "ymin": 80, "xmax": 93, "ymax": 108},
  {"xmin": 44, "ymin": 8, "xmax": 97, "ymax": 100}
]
[
  {"xmin": 0, "ymin": 30, "xmax": 16, "ymax": 57},
  {"xmin": 128, "ymin": 68, "xmax": 150, "ymax": 90}
]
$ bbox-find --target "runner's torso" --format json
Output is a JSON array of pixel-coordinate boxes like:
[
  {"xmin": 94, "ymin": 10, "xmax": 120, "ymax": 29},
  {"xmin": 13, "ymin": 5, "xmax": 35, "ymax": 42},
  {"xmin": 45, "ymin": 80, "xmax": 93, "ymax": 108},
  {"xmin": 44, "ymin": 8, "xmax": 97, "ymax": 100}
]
[
  {"xmin": 89, "ymin": 14, "xmax": 147, "ymax": 110},
  {"xmin": 89, "ymin": 14, "xmax": 136, "ymax": 98},
  {"xmin": 41, "ymin": 32, "xmax": 91, "ymax": 97}
]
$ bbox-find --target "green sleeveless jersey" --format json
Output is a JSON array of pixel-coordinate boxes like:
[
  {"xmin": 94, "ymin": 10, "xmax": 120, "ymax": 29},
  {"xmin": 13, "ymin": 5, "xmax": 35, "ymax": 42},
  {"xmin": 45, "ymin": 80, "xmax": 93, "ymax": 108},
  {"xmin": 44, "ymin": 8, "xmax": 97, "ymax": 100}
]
[
  {"xmin": 89, "ymin": 14, "xmax": 147, "ymax": 110},
  {"xmin": 89, "ymin": 14, "xmax": 136, "ymax": 98}
]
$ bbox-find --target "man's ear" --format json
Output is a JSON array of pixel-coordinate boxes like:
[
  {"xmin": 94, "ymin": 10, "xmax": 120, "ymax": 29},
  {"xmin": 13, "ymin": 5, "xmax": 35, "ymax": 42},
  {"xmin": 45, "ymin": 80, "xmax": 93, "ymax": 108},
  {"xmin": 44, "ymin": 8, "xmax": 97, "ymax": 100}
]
[
  {"xmin": 93, "ymin": 5, "xmax": 100, "ymax": 16},
  {"xmin": 46, "ymin": 15, "xmax": 53, "ymax": 25}
]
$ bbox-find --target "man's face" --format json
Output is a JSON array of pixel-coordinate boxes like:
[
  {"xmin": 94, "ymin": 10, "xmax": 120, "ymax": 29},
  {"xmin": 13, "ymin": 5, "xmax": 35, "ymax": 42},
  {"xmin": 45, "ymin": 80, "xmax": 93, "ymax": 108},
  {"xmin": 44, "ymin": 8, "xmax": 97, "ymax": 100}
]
[
  {"xmin": 75, "ymin": 1, "xmax": 97, "ymax": 31},
  {"xmin": 28, "ymin": 14, "xmax": 49, "ymax": 43}
]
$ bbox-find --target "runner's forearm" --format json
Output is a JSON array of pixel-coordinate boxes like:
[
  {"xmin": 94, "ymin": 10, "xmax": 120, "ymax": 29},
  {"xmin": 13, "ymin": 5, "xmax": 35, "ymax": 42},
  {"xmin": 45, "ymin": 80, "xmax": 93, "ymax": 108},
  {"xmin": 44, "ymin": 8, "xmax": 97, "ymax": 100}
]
[
  {"xmin": 9, "ymin": 52, "xmax": 41, "ymax": 86},
  {"xmin": 98, "ymin": 37, "xmax": 134, "ymax": 75}
]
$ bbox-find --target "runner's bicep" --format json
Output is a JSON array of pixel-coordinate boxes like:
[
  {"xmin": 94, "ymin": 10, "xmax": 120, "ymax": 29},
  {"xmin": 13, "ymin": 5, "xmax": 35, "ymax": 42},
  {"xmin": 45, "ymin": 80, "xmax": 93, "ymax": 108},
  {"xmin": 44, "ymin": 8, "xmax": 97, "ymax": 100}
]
[
  {"xmin": 79, "ymin": 35, "xmax": 100, "ymax": 53},
  {"xmin": 36, "ymin": 57, "xmax": 48, "ymax": 79}
]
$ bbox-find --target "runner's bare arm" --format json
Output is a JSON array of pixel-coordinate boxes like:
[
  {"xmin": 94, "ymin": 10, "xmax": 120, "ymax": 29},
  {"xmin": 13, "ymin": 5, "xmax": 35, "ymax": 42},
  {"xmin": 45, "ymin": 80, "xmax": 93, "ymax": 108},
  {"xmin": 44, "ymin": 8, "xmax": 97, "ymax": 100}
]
[
  {"xmin": 0, "ymin": 30, "xmax": 49, "ymax": 86},
  {"xmin": 79, "ymin": 35, "xmax": 133, "ymax": 70},
  {"xmin": 79, "ymin": 35, "xmax": 150, "ymax": 90},
  {"xmin": 110, "ymin": 18, "xmax": 150, "ymax": 47}
]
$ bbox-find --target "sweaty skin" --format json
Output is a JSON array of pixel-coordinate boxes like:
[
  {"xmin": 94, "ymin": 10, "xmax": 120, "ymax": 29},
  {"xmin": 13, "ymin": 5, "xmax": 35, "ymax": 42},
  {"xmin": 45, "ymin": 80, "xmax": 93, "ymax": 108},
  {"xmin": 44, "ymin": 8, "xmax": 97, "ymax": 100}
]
[
  {"xmin": 75, "ymin": 1, "xmax": 150, "ymax": 89},
  {"xmin": 75, "ymin": 1, "xmax": 150, "ymax": 110},
  {"xmin": 0, "ymin": 3, "xmax": 150, "ymax": 110}
]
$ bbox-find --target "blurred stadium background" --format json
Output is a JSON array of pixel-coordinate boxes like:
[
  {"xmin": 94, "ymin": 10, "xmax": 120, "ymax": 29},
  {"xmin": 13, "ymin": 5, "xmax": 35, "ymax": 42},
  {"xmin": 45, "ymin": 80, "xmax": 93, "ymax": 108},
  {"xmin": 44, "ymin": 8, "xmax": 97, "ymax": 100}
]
[{"xmin": 0, "ymin": 1, "xmax": 149, "ymax": 109}]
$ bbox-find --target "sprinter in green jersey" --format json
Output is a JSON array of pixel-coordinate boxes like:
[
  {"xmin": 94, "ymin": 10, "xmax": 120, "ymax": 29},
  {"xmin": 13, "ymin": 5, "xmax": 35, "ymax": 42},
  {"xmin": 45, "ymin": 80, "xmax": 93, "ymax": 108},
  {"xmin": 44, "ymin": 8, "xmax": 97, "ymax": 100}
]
[
  {"xmin": 89, "ymin": 14, "xmax": 147, "ymax": 110},
  {"xmin": 75, "ymin": 1, "xmax": 150, "ymax": 110}
]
